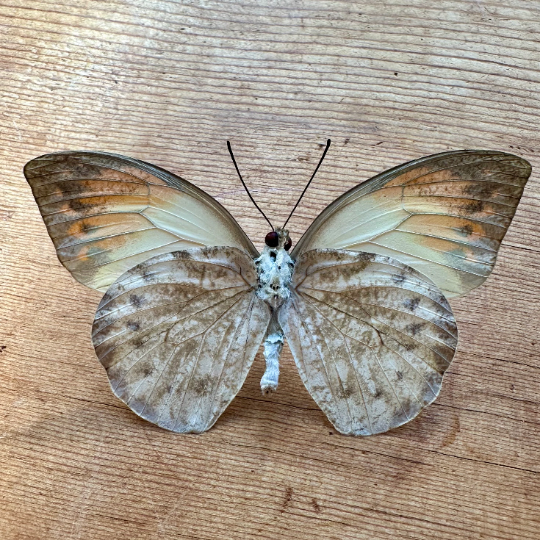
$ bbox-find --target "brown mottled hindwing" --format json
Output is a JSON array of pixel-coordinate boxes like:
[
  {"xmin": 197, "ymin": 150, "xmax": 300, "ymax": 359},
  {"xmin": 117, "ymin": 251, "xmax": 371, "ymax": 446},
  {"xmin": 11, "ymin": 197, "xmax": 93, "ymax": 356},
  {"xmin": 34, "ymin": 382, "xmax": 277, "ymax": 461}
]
[
  {"xmin": 92, "ymin": 246, "xmax": 271, "ymax": 433},
  {"xmin": 279, "ymin": 249, "xmax": 458, "ymax": 436}
]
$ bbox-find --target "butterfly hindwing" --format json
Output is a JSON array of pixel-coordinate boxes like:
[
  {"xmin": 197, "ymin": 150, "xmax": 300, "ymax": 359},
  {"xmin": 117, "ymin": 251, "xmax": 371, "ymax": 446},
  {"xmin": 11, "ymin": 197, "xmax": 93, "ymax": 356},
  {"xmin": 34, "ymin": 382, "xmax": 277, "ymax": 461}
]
[
  {"xmin": 92, "ymin": 247, "xmax": 271, "ymax": 433},
  {"xmin": 279, "ymin": 249, "xmax": 458, "ymax": 435},
  {"xmin": 292, "ymin": 151, "xmax": 531, "ymax": 297},
  {"xmin": 24, "ymin": 151, "xmax": 257, "ymax": 291}
]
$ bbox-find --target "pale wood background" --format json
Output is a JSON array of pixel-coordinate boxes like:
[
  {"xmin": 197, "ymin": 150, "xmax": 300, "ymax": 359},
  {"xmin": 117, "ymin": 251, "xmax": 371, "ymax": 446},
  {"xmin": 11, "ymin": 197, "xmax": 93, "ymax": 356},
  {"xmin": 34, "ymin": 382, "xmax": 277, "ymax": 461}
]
[{"xmin": 1, "ymin": 1, "xmax": 539, "ymax": 539}]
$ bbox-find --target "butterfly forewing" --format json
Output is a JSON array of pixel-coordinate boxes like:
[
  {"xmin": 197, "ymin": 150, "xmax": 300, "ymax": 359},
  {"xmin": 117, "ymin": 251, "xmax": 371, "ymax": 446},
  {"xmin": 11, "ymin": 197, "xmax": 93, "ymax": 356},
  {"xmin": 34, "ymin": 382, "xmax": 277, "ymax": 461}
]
[
  {"xmin": 292, "ymin": 151, "xmax": 531, "ymax": 297},
  {"xmin": 24, "ymin": 152, "xmax": 257, "ymax": 291},
  {"xmin": 92, "ymin": 247, "xmax": 271, "ymax": 433},
  {"xmin": 279, "ymin": 250, "xmax": 458, "ymax": 435}
]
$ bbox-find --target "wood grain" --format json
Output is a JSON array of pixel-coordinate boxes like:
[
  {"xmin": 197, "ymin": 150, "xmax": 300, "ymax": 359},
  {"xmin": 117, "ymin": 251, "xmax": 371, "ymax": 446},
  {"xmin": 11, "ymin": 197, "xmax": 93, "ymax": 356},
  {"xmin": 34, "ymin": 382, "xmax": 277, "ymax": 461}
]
[{"xmin": 1, "ymin": 1, "xmax": 539, "ymax": 538}]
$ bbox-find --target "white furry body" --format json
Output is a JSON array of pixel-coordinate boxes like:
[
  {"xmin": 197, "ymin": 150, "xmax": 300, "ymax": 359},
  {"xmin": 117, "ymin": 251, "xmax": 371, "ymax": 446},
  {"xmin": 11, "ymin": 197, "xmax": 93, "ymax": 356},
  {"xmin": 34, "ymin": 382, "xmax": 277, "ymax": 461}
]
[
  {"xmin": 255, "ymin": 246, "xmax": 294, "ymax": 309},
  {"xmin": 255, "ymin": 246, "xmax": 294, "ymax": 393}
]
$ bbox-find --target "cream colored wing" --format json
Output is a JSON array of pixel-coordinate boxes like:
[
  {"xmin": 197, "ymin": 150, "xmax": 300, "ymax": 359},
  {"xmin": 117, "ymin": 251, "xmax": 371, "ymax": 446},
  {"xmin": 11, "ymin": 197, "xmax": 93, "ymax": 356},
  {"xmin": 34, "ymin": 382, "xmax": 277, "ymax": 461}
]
[
  {"xmin": 279, "ymin": 249, "xmax": 458, "ymax": 436},
  {"xmin": 292, "ymin": 151, "xmax": 531, "ymax": 297},
  {"xmin": 24, "ymin": 151, "xmax": 257, "ymax": 291},
  {"xmin": 92, "ymin": 247, "xmax": 271, "ymax": 433}
]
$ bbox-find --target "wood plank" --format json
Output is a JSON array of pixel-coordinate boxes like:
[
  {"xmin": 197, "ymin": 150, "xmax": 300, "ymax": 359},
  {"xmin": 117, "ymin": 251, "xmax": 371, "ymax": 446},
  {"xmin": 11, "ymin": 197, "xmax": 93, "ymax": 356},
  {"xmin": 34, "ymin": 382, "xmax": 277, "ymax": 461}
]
[{"xmin": 1, "ymin": 1, "xmax": 539, "ymax": 538}]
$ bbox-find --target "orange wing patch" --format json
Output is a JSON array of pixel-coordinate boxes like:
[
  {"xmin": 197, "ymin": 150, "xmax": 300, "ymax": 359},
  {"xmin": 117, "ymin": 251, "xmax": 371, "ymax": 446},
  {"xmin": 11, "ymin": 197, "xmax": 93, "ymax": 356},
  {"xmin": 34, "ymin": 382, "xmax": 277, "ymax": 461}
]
[
  {"xmin": 292, "ymin": 151, "xmax": 531, "ymax": 297},
  {"xmin": 25, "ymin": 152, "xmax": 258, "ymax": 291}
]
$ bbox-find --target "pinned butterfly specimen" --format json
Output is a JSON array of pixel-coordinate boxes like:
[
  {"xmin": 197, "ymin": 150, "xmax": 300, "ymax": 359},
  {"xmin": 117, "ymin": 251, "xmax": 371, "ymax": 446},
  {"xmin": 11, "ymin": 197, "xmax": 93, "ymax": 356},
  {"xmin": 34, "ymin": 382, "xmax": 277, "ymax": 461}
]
[{"xmin": 24, "ymin": 141, "xmax": 531, "ymax": 435}]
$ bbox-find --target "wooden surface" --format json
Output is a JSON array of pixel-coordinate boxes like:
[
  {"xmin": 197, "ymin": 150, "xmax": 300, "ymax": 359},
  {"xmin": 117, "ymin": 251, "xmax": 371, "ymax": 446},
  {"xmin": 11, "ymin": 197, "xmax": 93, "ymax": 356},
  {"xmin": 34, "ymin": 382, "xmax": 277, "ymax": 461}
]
[{"xmin": 1, "ymin": 1, "xmax": 539, "ymax": 538}]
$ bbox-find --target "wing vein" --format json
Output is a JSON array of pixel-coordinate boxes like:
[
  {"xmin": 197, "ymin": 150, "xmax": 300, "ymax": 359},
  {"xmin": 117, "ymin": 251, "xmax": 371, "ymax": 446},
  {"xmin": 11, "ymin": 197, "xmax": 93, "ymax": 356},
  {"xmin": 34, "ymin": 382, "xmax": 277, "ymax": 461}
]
[
  {"xmin": 209, "ymin": 294, "xmax": 256, "ymax": 419},
  {"xmin": 300, "ymin": 291, "xmax": 447, "ymax": 391}
]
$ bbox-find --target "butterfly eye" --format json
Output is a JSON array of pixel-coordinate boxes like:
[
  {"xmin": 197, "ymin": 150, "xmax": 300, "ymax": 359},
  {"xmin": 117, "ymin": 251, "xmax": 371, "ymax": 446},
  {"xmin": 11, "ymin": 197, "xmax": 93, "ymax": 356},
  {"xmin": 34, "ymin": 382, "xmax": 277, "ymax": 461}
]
[
  {"xmin": 265, "ymin": 231, "xmax": 279, "ymax": 248},
  {"xmin": 284, "ymin": 238, "xmax": 292, "ymax": 251}
]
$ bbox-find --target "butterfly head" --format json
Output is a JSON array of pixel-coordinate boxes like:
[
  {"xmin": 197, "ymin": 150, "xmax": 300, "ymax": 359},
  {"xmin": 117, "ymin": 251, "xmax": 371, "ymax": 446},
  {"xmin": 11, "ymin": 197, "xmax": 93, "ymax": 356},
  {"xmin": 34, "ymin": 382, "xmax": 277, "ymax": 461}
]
[{"xmin": 265, "ymin": 228, "xmax": 292, "ymax": 251}]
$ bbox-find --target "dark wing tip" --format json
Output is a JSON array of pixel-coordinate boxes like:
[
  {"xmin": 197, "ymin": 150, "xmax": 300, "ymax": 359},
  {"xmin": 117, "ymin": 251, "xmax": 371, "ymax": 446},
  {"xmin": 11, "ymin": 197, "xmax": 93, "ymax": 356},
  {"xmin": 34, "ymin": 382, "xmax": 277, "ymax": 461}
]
[{"xmin": 23, "ymin": 151, "xmax": 94, "ymax": 179}]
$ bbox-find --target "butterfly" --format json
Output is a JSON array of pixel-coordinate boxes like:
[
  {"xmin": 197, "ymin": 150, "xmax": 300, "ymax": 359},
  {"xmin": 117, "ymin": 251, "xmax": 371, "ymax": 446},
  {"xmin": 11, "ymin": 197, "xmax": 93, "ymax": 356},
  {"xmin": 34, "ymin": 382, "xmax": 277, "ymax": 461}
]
[{"xmin": 24, "ymin": 141, "xmax": 531, "ymax": 435}]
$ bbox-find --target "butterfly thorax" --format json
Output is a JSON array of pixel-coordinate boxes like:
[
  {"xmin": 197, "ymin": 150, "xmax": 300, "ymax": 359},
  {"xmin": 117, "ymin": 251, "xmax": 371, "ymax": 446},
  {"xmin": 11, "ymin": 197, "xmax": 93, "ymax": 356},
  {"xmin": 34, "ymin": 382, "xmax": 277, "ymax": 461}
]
[{"xmin": 255, "ymin": 228, "xmax": 294, "ymax": 310}]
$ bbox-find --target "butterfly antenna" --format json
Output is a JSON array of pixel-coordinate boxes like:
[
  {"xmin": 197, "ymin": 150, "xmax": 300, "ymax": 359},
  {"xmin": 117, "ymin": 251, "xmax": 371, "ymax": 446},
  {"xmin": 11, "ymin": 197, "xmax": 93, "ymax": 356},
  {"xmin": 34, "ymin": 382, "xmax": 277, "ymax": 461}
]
[
  {"xmin": 227, "ymin": 141, "xmax": 274, "ymax": 231},
  {"xmin": 282, "ymin": 139, "xmax": 331, "ymax": 229}
]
